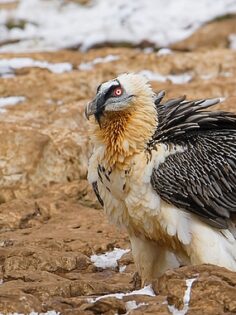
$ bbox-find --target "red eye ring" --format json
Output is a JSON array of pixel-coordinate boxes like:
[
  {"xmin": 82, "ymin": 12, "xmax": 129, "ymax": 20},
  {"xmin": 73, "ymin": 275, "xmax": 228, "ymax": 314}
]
[{"xmin": 113, "ymin": 87, "xmax": 123, "ymax": 97}]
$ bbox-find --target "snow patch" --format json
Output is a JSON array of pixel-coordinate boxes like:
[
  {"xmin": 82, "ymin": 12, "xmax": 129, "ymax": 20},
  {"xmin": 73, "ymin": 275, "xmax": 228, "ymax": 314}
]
[
  {"xmin": 0, "ymin": 58, "xmax": 72, "ymax": 77},
  {"xmin": 119, "ymin": 265, "xmax": 127, "ymax": 273},
  {"xmin": 143, "ymin": 47, "xmax": 154, "ymax": 54},
  {"xmin": 168, "ymin": 278, "xmax": 197, "ymax": 315},
  {"xmin": 125, "ymin": 300, "xmax": 148, "ymax": 312},
  {"xmin": 79, "ymin": 55, "xmax": 120, "ymax": 71},
  {"xmin": 201, "ymin": 72, "xmax": 233, "ymax": 80},
  {"xmin": 1, "ymin": 0, "xmax": 236, "ymax": 52},
  {"xmin": 229, "ymin": 34, "xmax": 236, "ymax": 50},
  {"xmin": 0, "ymin": 96, "xmax": 25, "ymax": 112},
  {"xmin": 201, "ymin": 73, "xmax": 215, "ymax": 80},
  {"xmin": 139, "ymin": 70, "xmax": 192, "ymax": 84},
  {"xmin": 157, "ymin": 48, "xmax": 173, "ymax": 56},
  {"xmin": 221, "ymin": 72, "xmax": 233, "ymax": 77},
  {"xmin": 91, "ymin": 248, "xmax": 130, "ymax": 269},
  {"xmin": 88, "ymin": 284, "xmax": 156, "ymax": 303}
]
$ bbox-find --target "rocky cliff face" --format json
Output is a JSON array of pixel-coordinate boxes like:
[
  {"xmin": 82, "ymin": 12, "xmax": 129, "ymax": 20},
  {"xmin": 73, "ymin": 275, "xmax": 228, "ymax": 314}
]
[{"xmin": 0, "ymin": 41, "xmax": 236, "ymax": 314}]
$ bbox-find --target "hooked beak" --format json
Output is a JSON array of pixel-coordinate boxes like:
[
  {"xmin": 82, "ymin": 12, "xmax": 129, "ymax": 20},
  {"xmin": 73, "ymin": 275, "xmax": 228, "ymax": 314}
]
[
  {"xmin": 85, "ymin": 100, "xmax": 97, "ymax": 120},
  {"xmin": 85, "ymin": 92, "xmax": 106, "ymax": 120}
]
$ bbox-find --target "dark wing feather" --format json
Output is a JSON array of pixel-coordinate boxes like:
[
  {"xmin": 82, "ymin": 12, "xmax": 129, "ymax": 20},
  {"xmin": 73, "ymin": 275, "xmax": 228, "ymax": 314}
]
[
  {"xmin": 92, "ymin": 182, "xmax": 104, "ymax": 207},
  {"xmin": 150, "ymin": 95, "xmax": 236, "ymax": 229},
  {"xmin": 150, "ymin": 95, "xmax": 236, "ymax": 144}
]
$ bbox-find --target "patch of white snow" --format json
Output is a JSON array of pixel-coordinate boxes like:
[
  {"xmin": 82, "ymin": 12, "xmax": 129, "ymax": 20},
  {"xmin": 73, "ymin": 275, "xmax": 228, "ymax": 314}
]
[
  {"xmin": 1, "ymin": 0, "xmax": 236, "ymax": 52},
  {"xmin": 88, "ymin": 284, "xmax": 156, "ymax": 303},
  {"xmin": 139, "ymin": 70, "xmax": 192, "ymax": 84},
  {"xmin": 157, "ymin": 48, "xmax": 173, "ymax": 55},
  {"xmin": 125, "ymin": 300, "xmax": 148, "ymax": 312},
  {"xmin": 91, "ymin": 248, "xmax": 130, "ymax": 269},
  {"xmin": 0, "ymin": 96, "xmax": 25, "ymax": 112},
  {"xmin": 119, "ymin": 265, "xmax": 127, "ymax": 273},
  {"xmin": 229, "ymin": 34, "xmax": 236, "ymax": 50},
  {"xmin": 168, "ymin": 278, "xmax": 197, "ymax": 315},
  {"xmin": 143, "ymin": 47, "xmax": 154, "ymax": 54},
  {"xmin": 0, "ymin": 58, "xmax": 72, "ymax": 77},
  {"xmin": 78, "ymin": 55, "xmax": 120, "ymax": 71}
]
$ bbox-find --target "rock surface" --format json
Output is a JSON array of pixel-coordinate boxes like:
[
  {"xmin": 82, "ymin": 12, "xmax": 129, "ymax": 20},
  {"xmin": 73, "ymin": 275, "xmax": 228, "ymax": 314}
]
[{"xmin": 0, "ymin": 43, "xmax": 236, "ymax": 314}]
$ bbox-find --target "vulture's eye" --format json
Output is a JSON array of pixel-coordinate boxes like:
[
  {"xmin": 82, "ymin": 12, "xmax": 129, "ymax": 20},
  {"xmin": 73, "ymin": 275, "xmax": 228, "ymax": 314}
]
[{"xmin": 113, "ymin": 87, "xmax": 123, "ymax": 97}]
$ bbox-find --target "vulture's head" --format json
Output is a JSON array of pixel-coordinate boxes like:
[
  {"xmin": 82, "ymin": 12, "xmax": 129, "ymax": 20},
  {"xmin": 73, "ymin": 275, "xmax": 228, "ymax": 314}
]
[
  {"xmin": 85, "ymin": 73, "xmax": 155, "ymax": 125},
  {"xmin": 86, "ymin": 73, "xmax": 157, "ymax": 164}
]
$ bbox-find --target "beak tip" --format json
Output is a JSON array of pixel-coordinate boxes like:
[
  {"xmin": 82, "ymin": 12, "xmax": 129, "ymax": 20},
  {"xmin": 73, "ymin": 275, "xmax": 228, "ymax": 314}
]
[
  {"xmin": 85, "ymin": 103, "xmax": 90, "ymax": 120},
  {"xmin": 85, "ymin": 99, "xmax": 99, "ymax": 120}
]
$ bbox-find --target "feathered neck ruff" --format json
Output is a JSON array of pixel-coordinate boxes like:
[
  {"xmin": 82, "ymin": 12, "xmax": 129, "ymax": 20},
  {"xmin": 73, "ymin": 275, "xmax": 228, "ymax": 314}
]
[{"xmin": 89, "ymin": 97, "xmax": 157, "ymax": 168}]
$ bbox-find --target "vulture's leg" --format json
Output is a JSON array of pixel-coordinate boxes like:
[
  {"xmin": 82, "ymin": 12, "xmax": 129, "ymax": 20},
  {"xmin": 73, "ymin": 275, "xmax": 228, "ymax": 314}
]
[{"xmin": 129, "ymin": 234, "xmax": 180, "ymax": 285}]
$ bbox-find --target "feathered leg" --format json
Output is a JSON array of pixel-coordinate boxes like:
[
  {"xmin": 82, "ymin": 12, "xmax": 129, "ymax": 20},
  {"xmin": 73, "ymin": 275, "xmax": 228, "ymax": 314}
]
[{"xmin": 129, "ymin": 234, "xmax": 180, "ymax": 285}]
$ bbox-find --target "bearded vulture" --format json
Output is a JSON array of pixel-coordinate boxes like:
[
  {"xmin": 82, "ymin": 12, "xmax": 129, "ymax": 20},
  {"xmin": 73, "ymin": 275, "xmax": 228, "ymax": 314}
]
[{"xmin": 86, "ymin": 73, "xmax": 236, "ymax": 284}]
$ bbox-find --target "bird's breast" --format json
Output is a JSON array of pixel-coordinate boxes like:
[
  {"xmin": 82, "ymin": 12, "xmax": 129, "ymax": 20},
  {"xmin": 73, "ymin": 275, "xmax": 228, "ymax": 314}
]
[
  {"xmin": 96, "ymin": 163, "xmax": 129, "ymax": 200},
  {"xmin": 89, "ymin": 145, "xmax": 191, "ymax": 254}
]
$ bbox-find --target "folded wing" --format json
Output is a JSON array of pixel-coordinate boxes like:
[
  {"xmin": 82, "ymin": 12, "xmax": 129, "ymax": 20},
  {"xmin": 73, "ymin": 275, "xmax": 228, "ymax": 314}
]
[{"xmin": 150, "ymin": 94, "xmax": 236, "ymax": 229}]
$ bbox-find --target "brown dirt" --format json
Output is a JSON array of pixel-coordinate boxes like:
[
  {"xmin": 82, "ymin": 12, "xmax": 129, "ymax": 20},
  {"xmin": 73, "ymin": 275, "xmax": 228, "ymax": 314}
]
[{"xmin": 0, "ymin": 44, "xmax": 236, "ymax": 314}]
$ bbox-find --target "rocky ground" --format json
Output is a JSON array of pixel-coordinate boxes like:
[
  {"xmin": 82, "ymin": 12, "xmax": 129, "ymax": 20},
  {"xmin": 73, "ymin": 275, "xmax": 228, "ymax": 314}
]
[{"xmin": 1, "ymin": 17, "xmax": 236, "ymax": 314}]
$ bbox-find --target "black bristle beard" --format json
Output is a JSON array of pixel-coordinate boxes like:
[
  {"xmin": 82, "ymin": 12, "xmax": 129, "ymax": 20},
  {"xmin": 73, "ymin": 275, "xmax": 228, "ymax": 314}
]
[{"xmin": 95, "ymin": 110, "xmax": 104, "ymax": 128}]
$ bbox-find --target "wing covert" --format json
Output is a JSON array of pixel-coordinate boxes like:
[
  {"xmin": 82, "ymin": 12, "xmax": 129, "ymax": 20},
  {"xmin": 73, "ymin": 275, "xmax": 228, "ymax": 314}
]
[{"xmin": 151, "ymin": 131, "xmax": 236, "ymax": 229}]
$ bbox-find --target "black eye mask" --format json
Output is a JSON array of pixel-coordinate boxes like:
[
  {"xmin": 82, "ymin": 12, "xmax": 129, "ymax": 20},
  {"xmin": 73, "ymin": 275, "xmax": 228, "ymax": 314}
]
[{"xmin": 95, "ymin": 80, "xmax": 121, "ymax": 125}]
